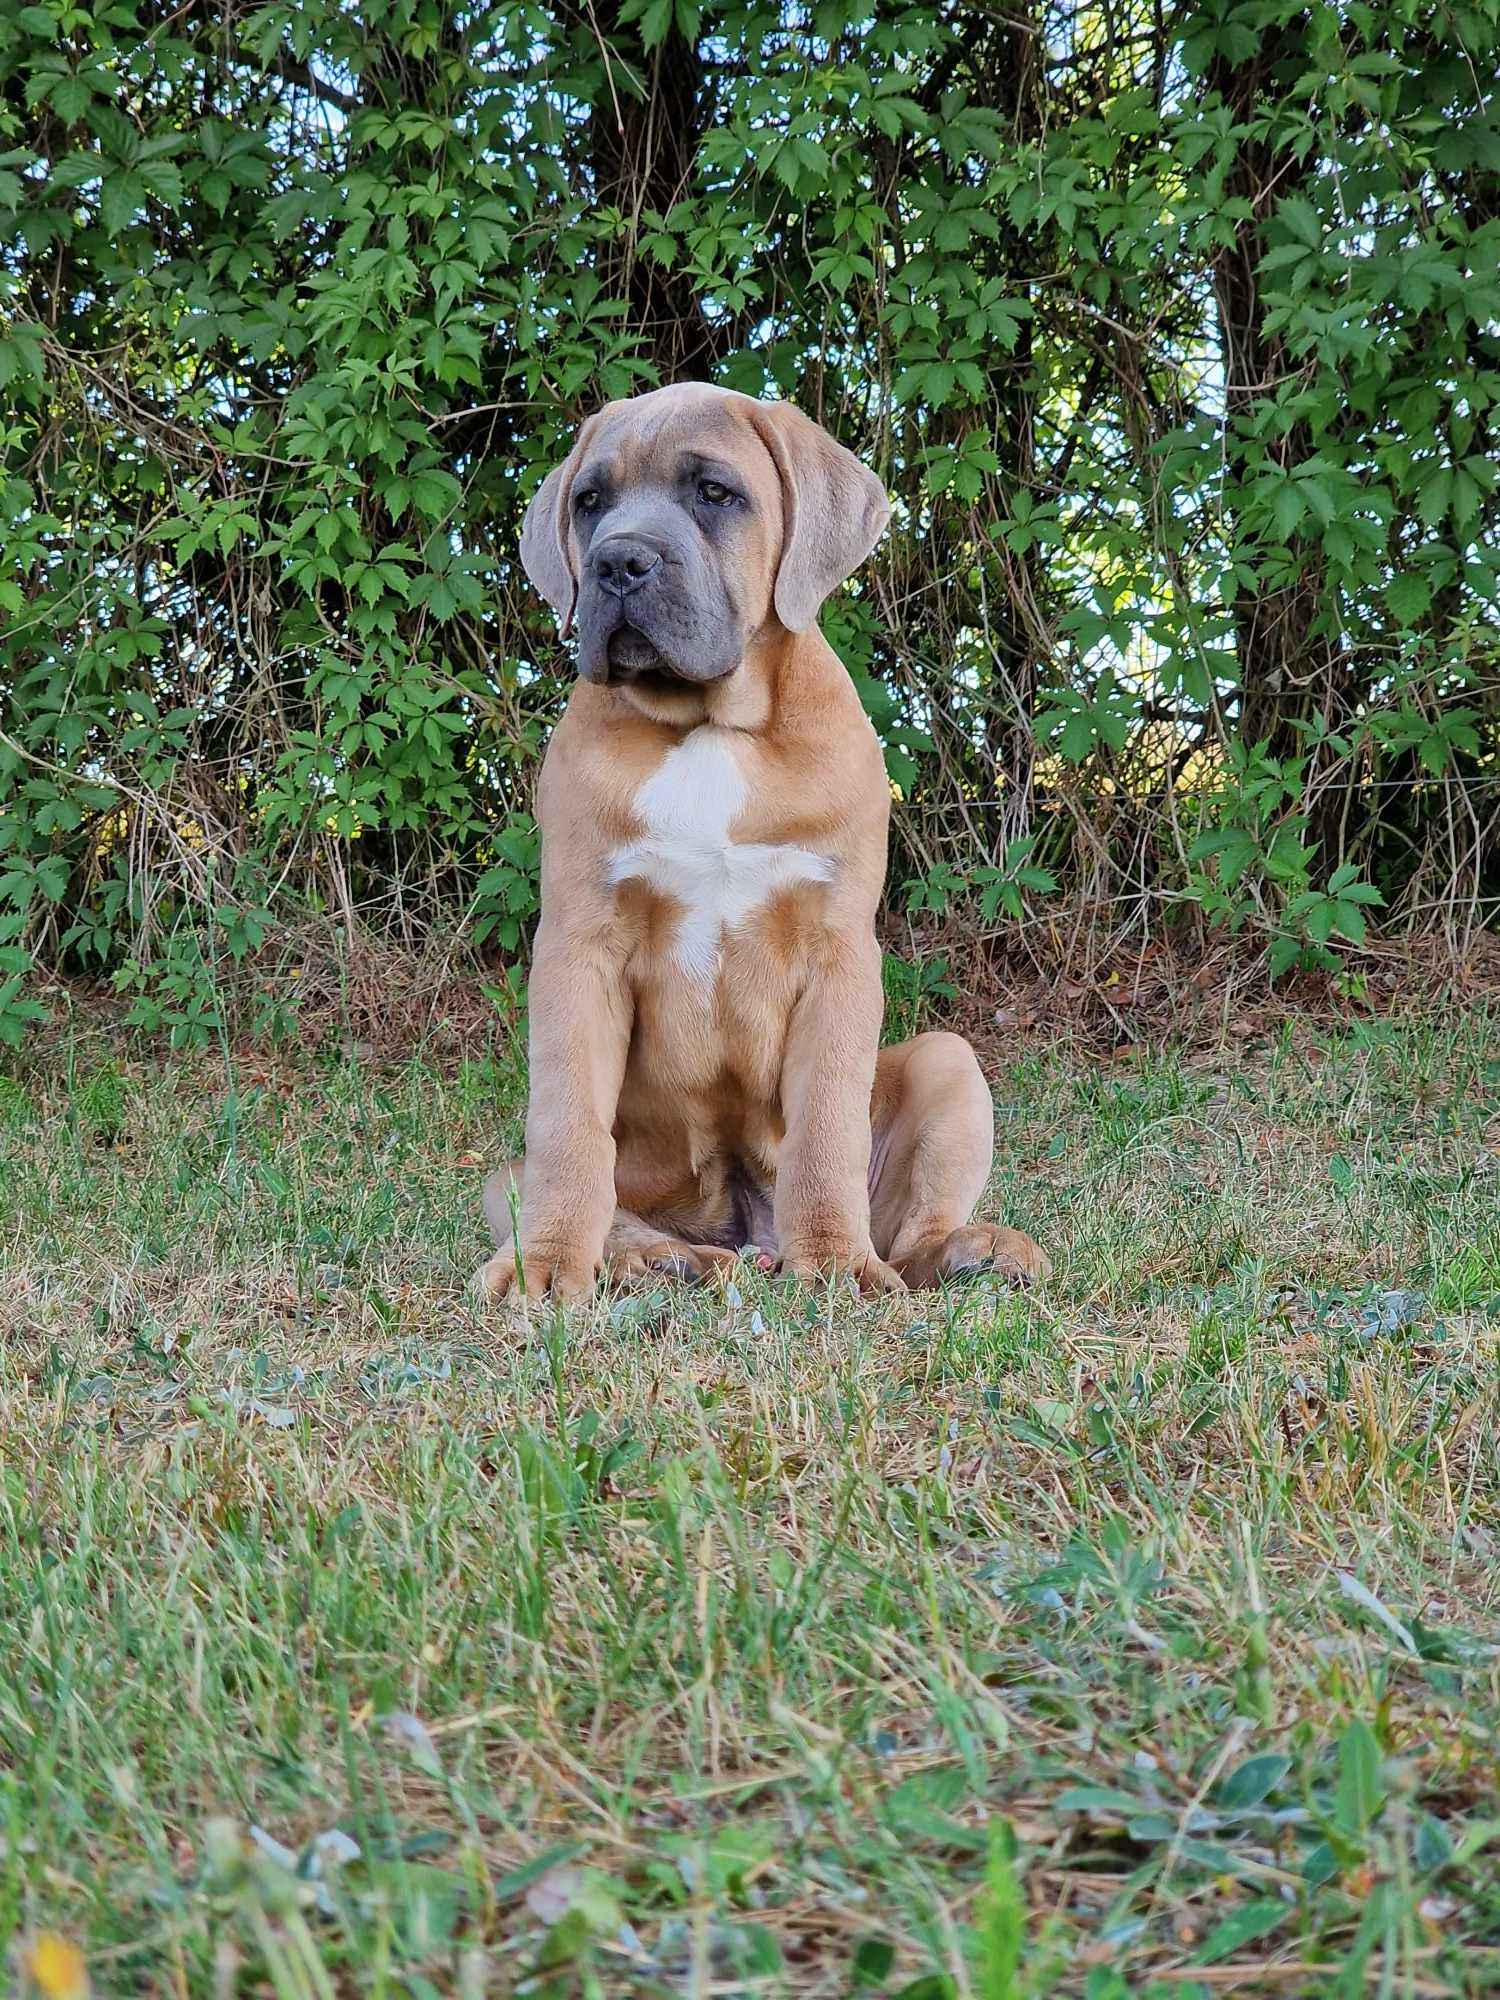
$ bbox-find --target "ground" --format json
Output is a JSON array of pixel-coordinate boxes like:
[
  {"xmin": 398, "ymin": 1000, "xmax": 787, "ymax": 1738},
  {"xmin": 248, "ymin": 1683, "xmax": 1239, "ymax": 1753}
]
[{"xmin": 1, "ymin": 1012, "xmax": 1498, "ymax": 1999}]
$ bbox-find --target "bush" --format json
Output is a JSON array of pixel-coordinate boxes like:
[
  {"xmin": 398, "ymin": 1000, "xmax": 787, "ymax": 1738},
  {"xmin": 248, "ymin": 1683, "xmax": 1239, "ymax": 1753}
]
[{"xmin": 2, "ymin": 0, "xmax": 1498, "ymax": 1044}]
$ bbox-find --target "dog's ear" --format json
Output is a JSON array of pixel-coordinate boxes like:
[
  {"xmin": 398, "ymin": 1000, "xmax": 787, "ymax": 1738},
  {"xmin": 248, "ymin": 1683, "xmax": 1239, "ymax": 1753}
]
[
  {"xmin": 519, "ymin": 415, "xmax": 599, "ymax": 631},
  {"xmin": 520, "ymin": 462, "xmax": 574, "ymax": 625},
  {"xmin": 748, "ymin": 401, "xmax": 890, "ymax": 633}
]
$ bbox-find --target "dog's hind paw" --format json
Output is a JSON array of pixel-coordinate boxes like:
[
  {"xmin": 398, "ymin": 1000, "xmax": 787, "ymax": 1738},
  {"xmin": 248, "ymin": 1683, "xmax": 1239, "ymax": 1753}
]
[{"xmin": 935, "ymin": 1224, "xmax": 1050, "ymax": 1288}]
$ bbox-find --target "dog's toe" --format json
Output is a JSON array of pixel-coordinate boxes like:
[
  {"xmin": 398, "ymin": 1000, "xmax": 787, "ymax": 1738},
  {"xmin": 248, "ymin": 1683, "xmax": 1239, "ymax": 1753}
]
[
  {"xmin": 647, "ymin": 1243, "xmax": 741, "ymax": 1286},
  {"xmin": 646, "ymin": 1251, "xmax": 701, "ymax": 1284}
]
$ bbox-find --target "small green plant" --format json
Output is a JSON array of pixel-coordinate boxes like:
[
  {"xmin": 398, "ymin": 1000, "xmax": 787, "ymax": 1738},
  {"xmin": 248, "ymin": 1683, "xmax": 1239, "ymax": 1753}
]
[
  {"xmin": 905, "ymin": 839, "xmax": 1059, "ymax": 925},
  {"xmin": 0, "ymin": 1073, "xmax": 35, "ymax": 1126},
  {"xmin": 974, "ymin": 1820, "xmax": 1024, "ymax": 1998},
  {"xmin": 111, "ymin": 926, "xmax": 225, "ymax": 1051},
  {"xmin": 469, "ymin": 815, "xmax": 541, "ymax": 952},
  {"xmin": 1185, "ymin": 1306, "xmax": 1248, "ymax": 1381},
  {"xmin": 72, "ymin": 1059, "xmax": 127, "ymax": 1140},
  {"xmin": 1429, "ymin": 1239, "xmax": 1500, "ymax": 1311},
  {"xmin": 882, "ymin": 950, "xmax": 957, "ymax": 1041}
]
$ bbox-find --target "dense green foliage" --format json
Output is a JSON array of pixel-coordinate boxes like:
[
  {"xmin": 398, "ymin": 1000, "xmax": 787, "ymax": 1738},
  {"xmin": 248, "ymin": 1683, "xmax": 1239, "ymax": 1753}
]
[{"xmin": 3, "ymin": 0, "xmax": 1499, "ymax": 1042}]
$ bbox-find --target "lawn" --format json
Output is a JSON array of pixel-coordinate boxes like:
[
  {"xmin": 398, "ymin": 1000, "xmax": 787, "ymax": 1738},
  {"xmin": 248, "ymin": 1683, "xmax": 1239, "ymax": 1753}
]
[{"xmin": 2, "ymin": 1012, "xmax": 1498, "ymax": 1998}]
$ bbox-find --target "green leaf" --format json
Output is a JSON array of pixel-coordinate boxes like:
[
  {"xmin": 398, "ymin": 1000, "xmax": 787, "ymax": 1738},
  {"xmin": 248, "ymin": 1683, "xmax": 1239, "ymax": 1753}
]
[
  {"xmin": 1385, "ymin": 573, "xmax": 1431, "ymax": 626},
  {"xmin": 1271, "ymin": 484, "xmax": 1304, "ymax": 539},
  {"xmin": 1418, "ymin": 468, "xmax": 1452, "ymax": 527},
  {"xmin": 99, "ymin": 167, "xmax": 145, "ymax": 234},
  {"xmin": 1332, "ymin": 901, "xmax": 1367, "ymax": 945},
  {"xmin": 48, "ymin": 75, "xmax": 93, "ymax": 124},
  {"xmin": 1297, "ymin": 477, "xmax": 1336, "ymax": 527},
  {"xmin": 853, "ymin": 1937, "xmax": 896, "ymax": 1987},
  {"xmin": 638, "ymin": 0, "xmax": 672, "ymax": 44},
  {"xmin": 1334, "ymin": 1719, "xmax": 1385, "ymax": 1838},
  {"xmin": 1054, "ymin": 1786, "xmax": 1141, "ymax": 1815},
  {"xmin": 1216, "ymin": 1754, "xmax": 1292, "ymax": 1813},
  {"xmin": 1268, "ymin": 934, "xmax": 1302, "ymax": 979},
  {"xmin": 1277, "ymin": 195, "xmax": 1322, "ymax": 248},
  {"xmin": 1191, "ymin": 1898, "xmax": 1289, "ymax": 1964}
]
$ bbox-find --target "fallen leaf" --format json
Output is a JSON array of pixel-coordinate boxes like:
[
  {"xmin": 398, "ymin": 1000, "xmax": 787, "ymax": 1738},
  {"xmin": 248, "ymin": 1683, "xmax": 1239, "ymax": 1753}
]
[
  {"xmin": 525, "ymin": 1863, "xmax": 583, "ymax": 1926},
  {"xmin": 307, "ymin": 1828, "xmax": 361, "ymax": 1871},
  {"xmin": 382, "ymin": 1710, "xmax": 443, "ymax": 1775},
  {"xmin": 26, "ymin": 1935, "xmax": 89, "ymax": 2000},
  {"xmin": 249, "ymin": 1824, "xmax": 298, "ymax": 1871},
  {"xmin": 1337, "ymin": 1571, "xmax": 1417, "ymax": 1653}
]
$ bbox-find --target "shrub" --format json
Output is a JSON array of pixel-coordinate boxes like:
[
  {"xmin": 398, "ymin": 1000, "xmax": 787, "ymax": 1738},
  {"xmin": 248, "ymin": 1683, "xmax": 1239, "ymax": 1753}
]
[{"xmin": 2, "ymin": 0, "xmax": 1497, "ymax": 1043}]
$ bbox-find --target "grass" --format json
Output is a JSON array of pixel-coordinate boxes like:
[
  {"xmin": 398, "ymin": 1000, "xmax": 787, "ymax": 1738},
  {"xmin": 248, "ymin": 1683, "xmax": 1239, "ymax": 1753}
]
[{"xmin": 1, "ymin": 1011, "xmax": 1498, "ymax": 1998}]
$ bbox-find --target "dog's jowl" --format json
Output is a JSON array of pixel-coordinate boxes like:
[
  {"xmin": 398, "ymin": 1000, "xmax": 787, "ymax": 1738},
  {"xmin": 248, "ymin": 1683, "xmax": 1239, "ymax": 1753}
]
[{"xmin": 477, "ymin": 384, "xmax": 1048, "ymax": 1302}]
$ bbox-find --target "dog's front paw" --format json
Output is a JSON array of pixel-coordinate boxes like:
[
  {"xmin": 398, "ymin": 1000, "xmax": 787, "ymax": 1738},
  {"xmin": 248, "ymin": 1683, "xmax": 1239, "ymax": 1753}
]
[
  {"xmin": 779, "ymin": 1244, "xmax": 908, "ymax": 1296},
  {"xmin": 471, "ymin": 1244, "xmax": 598, "ymax": 1304}
]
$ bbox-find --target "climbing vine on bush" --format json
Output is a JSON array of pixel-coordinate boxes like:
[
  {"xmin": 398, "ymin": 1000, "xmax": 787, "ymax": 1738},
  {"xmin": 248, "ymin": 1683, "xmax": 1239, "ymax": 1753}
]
[{"xmin": 2, "ymin": 0, "xmax": 1498, "ymax": 1044}]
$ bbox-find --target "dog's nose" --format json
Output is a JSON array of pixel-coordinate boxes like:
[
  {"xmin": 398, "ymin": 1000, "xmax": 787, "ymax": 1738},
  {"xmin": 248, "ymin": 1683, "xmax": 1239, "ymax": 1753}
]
[{"xmin": 591, "ymin": 538, "xmax": 662, "ymax": 596}]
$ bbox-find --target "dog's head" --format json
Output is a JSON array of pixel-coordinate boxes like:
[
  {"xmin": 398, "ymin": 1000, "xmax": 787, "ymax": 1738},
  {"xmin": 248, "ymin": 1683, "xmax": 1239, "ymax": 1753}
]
[{"xmin": 520, "ymin": 385, "xmax": 888, "ymax": 704}]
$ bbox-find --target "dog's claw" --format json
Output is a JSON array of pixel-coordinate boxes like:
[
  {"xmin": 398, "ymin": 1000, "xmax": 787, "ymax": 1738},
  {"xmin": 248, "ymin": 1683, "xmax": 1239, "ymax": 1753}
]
[
  {"xmin": 778, "ymin": 1249, "xmax": 907, "ymax": 1295},
  {"xmin": 943, "ymin": 1256, "xmax": 1033, "ymax": 1290}
]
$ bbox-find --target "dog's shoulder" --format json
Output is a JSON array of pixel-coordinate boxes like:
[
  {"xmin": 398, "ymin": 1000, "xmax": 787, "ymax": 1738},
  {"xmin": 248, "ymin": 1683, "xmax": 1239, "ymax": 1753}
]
[{"xmin": 536, "ymin": 692, "xmax": 678, "ymax": 852}]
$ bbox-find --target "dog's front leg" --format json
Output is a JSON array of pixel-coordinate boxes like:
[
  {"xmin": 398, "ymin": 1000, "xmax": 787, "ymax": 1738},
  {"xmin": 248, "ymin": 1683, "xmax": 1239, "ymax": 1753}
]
[
  {"xmin": 476, "ymin": 923, "xmax": 629, "ymax": 1302},
  {"xmin": 774, "ymin": 936, "xmax": 906, "ymax": 1295}
]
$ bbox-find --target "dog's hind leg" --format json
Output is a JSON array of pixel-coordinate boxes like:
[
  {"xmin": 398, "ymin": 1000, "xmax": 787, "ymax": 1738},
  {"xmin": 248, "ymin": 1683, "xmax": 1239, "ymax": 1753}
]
[
  {"xmin": 867, "ymin": 1035, "xmax": 1049, "ymax": 1290},
  {"xmin": 599, "ymin": 1214, "xmax": 741, "ymax": 1285},
  {"xmin": 479, "ymin": 1159, "xmax": 736, "ymax": 1293}
]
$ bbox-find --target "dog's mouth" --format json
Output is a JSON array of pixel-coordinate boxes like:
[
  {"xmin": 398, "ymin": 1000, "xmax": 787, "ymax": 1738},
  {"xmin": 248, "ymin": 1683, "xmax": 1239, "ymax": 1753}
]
[
  {"xmin": 582, "ymin": 606, "xmax": 739, "ymax": 692},
  {"xmin": 605, "ymin": 625, "xmax": 666, "ymax": 678},
  {"xmin": 604, "ymin": 625, "xmax": 705, "ymax": 696}
]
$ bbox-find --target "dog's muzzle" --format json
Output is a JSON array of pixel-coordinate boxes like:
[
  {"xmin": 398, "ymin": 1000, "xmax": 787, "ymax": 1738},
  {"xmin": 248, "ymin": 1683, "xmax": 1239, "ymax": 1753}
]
[{"xmin": 574, "ymin": 527, "xmax": 742, "ymax": 689}]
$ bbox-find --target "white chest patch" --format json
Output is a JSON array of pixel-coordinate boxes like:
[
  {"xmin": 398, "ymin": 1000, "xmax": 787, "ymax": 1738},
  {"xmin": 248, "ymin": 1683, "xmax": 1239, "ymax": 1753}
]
[{"xmin": 607, "ymin": 729, "xmax": 832, "ymax": 980}]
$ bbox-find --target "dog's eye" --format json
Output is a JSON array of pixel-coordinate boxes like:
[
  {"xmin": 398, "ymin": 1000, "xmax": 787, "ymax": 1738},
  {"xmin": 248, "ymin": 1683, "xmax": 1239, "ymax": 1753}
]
[
  {"xmin": 575, "ymin": 489, "xmax": 601, "ymax": 515},
  {"xmin": 697, "ymin": 479, "xmax": 735, "ymax": 507}
]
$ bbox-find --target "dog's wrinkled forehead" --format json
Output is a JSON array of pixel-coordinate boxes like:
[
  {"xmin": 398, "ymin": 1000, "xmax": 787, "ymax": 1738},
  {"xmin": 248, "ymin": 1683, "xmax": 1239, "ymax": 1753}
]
[{"xmin": 582, "ymin": 389, "xmax": 780, "ymax": 505}]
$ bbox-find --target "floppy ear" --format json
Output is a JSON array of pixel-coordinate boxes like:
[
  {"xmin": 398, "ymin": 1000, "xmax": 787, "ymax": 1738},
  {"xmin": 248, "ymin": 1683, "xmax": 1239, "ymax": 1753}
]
[
  {"xmin": 749, "ymin": 402, "xmax": 890, "ymax": 633},
  {"xmin": 519, "ymin": 414, "xmax": 600, "ymax": 631}
]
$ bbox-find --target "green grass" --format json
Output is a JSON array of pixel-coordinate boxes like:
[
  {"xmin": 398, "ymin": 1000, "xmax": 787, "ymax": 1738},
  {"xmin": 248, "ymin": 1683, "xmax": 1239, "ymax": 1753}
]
[{"xmin": 1, "ymin": 1013, "xmax": 1498, "ymax": 1998}]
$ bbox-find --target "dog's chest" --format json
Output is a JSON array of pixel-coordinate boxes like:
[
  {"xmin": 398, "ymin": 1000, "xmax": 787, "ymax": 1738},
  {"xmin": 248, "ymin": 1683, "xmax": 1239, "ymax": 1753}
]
[{"xmin": 607, "ymin": 730, "xmax": 831, "ymax": 980}]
